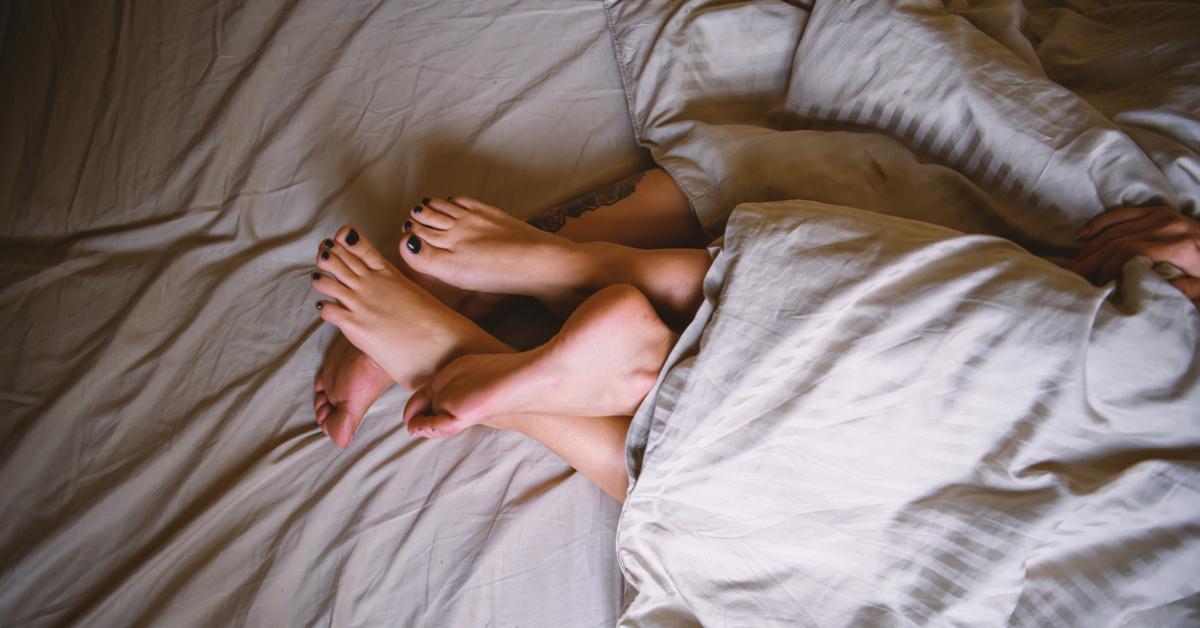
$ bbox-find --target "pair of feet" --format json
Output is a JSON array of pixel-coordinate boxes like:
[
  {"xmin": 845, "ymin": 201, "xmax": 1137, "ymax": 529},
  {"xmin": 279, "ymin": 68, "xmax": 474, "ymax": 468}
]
[{"xmin": 310, "ymin": 197, "xmax": 674, "ymax": 447}]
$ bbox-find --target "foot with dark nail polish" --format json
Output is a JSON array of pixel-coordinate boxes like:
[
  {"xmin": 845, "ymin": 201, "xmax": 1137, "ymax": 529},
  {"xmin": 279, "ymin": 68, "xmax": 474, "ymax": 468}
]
[
  {"xmin": 345, "ymin": 228, "xmax": 359, "ymax": 246},
  {"xmin": 403, "ymin": 284, "xmax": 674, "ymax": 438},
  {"xmin": 399, "ymin": 195, "xmax": 598, "ymax": 304},
  {"xmin": 309, "ymin": 224, "xmax": 508, "ymax": 447}
]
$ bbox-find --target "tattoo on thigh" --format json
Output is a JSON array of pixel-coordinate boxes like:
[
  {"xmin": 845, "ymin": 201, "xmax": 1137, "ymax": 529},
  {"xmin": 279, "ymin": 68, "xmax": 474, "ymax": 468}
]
[{"xmin": 527, "ymin": 171, "xmax": 645, "ymax": 232}]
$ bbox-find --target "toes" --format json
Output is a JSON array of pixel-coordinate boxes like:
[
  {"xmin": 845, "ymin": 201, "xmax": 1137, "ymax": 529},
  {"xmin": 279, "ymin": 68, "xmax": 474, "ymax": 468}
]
[
  {"xmin": 424, "ymin": 197, "xmax": 466, "ymax": 218},
  {"xmin": 324, "ymin": 404, "xmax": 364, "ymax": 448},
  {"xmin": 446, "ymin": 196, "xmax": 499, "ymax": 215},
  {"xmin": 310, "ymin": 272, "xmax": 355, "ymax": 305},
  {"xmin": 411, "ymin": 203, "xmax": 456, "ymax": 230},
  {"xmin": 314, "ymin": 299, "xmax": 351, "ymax": 325},
  {"xmin": 328, "ymin": 241, "xmax": 368, "ymax": 275},
  {"xmin": 408, "ymin": 413, "xmax": 468, "ymax": 439},
  {"xmin": 317, "ymin": 246, "xmax": 359, "ymax": 286},
  {"xmin": 335, "ymin": 225, "xmax": 390, "ymax": 271},
  {"xmin": 408, "ymin": 222, "xmax": 453, "ymax": 248},
  {"xmin": 316, "ymin": 401, "xmax": 333, "ymax": 426},
  {"xmin": 398, "ymin": 233, "xmax": 448, "ymax": 276}
]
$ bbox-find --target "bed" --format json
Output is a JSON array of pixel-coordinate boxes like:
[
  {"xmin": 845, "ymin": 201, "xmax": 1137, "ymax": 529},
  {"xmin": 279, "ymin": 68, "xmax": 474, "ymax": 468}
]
[
  {"xmin": 4, "ymin": 0, "xmax": 1199, "ymax": 626},
  {"xmin": 609, "ymin": 0, "xmax": 1200, "ymax": 625},
  {"xmin": 1, "ymin": 1, "xmax": 642, "ymax": 625}
]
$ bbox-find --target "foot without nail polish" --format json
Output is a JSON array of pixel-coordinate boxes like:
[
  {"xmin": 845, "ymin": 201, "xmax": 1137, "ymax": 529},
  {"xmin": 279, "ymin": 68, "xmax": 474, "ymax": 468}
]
[{"xmin": 406, "ymin": 236, "xmax": 422, "ymax": 254}]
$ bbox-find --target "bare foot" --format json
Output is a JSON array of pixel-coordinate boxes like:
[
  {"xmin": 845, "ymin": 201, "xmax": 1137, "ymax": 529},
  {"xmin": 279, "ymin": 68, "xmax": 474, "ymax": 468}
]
[
  {"xmin": 402, "ymin": 284, "xmax": 676, "ymax": 438},
  {"xmin": 310, "ymin": 225, "xmax": 511, "ymax": 444},
  {"xmin": 398, "ymin": 196, "xmax": 602, "ymax": 303},
  {"xmin": 313, "ymin": 334, "xmax": 392, "ymax": 448}
]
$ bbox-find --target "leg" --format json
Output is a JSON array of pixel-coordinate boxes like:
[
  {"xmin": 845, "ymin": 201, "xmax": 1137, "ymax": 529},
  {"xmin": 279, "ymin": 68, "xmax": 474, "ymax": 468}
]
[
  {"xmin": 403, "ymin": 284, "xmax": 676, "ymax": 435},
  {"xmin": 490, "ymin": 414, "xmax": 632, "ymax": 502},
  {"xmin": 312, "ymin": 226, "xmax": 634, "ymax": 499},
  {"xmin": 314, "ymin": 168, "xmax": 703, "ymax": 443},
  {"xmin": 527, "ymin": 168, "xmax": 706, "ymax": 248},
  {"xmin": 402, "ymin": 196, "xmax": 712, "ymax": 326}
]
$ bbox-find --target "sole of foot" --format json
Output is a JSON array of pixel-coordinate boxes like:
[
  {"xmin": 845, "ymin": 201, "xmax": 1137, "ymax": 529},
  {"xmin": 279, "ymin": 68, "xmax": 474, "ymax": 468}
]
[
  {"xmin": 310, "ymin": 225, "xmax": 509, "ymax": 445},
  {"xmin": 403, "ymin": 284, "xmax": 676, "ymax": 438}
]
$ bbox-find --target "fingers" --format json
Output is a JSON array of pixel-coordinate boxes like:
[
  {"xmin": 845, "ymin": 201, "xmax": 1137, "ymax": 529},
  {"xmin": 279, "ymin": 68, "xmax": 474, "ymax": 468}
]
[
  {"xmin": 1073, "ymin": 214, "xmax": 1169, "ymax": 262},
  {"xmin": 1170, "ymin": 276, "xmax": 1200, "ymax": 304},
  {"xmin": 1076, "ymin": 206, "xmax": 1159, "ymax": 240}
]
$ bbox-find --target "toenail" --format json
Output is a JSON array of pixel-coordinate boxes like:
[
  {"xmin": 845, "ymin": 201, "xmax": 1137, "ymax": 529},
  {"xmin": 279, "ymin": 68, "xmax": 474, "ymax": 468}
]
[
  {"xmin": 321, "ymin": 251, "xmax": 330, "ymax": 260},
  {"xmin": 315, "ymin": 302, "xmax": 324, "ymax": 310},
  {"xmin": 346, "ymin": 228, "xmax": 359, "ymax": 246},
  {"xmin": 322, "ymin": 238, "xmax": 334, "ymax": 249},
  {"xmin": 413, "ymin": 205, "xmax": 423, "ymax": 214},
  {"xmin": 406, "ymin": 235, "xmax": 422, "ymax": 254},
  {"xmin": 403, "ymin": 220, "xmax": 412, "ymax": 231},
  {"xmin": 421, "ymin": 196, "xmax": 431, "ymax": 204},
  {"xmin": 311, "ymin": 272, "xmax": 320, "ymax": 281}
]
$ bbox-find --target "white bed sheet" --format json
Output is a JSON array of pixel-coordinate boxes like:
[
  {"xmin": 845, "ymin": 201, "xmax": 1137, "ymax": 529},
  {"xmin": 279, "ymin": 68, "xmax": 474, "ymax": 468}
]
[{"xmin": 0, "ymin": 1, "xmax": 644, "ymax": 625}]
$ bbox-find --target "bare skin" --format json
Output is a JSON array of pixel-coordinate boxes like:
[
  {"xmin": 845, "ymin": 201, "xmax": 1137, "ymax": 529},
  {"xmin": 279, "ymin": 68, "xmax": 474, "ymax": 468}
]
[
  {"xmin": 310, "ymin": 226, "xmax": 511, "ymax": 447},
  {"xmin": 1070, "ymin": 205, "xmax": 1200, "ymax": 307},
  {"xmin": 313, "ymin": 169, "xmax": 703, "ymax": 449},
  {"xmin": 402, "ymin": 196, "xmax": 712, "ymax": 326},
  {"xmin": 403, "ymin": 285, "xmax": 677, "ymax": 438}
]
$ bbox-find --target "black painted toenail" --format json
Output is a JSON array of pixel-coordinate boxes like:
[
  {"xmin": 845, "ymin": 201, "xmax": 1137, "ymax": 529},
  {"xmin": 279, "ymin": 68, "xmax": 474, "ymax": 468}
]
[
  {"xmin": 321, "ymin": 251, "xmax": 330, "ymax": 260},
  {"xmin": 322, "ymin": 238, "xmax": 334, "ymax": 249},
  {"xmin": 413, "ymin": 205, "xmax": 423, "ymax": 214},
  {"xmin": 315, "ymin": 302, "xmax": 324, "ymax": 310},
  {"xmin": 311, "ymin": 272, "xmax": 320, "ymax": 281},
  {"xmin": 406, "ymin": 235, "xmax": 422, "ymax": 254},
  {"xmin": 346, "ymin": 228, "xmax": 359, "ymax": 246},
  {"xmin": 421, "ymin": 196, "xmax": 431, "ymax": 204},
  {"xmin": 403, "ymin": 220, "xmax": 412, "ymax": 231}
]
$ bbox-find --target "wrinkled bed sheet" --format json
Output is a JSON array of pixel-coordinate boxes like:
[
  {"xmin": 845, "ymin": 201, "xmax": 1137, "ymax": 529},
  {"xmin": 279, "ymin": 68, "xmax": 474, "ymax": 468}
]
[
  {"xmin": 605, "ymin": 0, "xmax": 1200, "ymax": 625},
  {"xmin": 606, "ymin": 0, "xmax": 1200, "ymax": 249},
  {"xmin": 0, "ymin": 2, "xmax": 646, "ymax": 626},
  {"xmin": 620, "ymin": 201, "xmax": 1200, "ymax": 626}
]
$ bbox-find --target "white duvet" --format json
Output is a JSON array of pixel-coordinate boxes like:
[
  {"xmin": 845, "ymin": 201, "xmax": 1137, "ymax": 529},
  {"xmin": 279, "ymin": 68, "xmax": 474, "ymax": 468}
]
[
  {"xmin": 606, "ymin": 0, "xmax": 1200, "ymax": 625},
  {"xmin": 619, "ymin": 201, "xmax": 1200, "ymax": 626}
]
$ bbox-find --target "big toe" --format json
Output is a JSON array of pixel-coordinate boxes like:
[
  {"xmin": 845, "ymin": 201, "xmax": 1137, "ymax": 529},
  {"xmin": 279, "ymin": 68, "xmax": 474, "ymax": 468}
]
[
  {"xmin": 399, "ymin": 233, "xmax": 449, "ymax": 280},
  {"xmin": 336, "ymin": 225, "xmax": 389, "ymax": 271},
  {"xmin": 324, "ymin": 404, "xmax": 367, "ymax": 448},
  {"xmin": 408, "ymin": 412, "xmax": 469, "ymax": 439}
]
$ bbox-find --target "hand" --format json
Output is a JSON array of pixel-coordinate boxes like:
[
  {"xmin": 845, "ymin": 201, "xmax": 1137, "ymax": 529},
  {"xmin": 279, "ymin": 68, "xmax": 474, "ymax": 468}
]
[{"xmin": 1069, "ymin": 206, "xmax": 1200, "ymax": 306}]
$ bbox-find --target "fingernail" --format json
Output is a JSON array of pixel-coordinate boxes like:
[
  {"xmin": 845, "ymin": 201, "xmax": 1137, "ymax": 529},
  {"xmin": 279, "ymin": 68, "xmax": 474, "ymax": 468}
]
[
  {"xmin": 315, "ymin": 302, "xmax": 324, "ymax": 310},
  {"xmin": 421, "ymin": 196, "xmax": 431, "ymax": 204},
  {"xmin": 413, "ymin": 205, "xmax": 423, "ymax": 214},
  {"xmin": 311, "ymin": 272, "xmax": 320, "ymax": 281},
  {"xmin": 346, "ymin": 228, "xmax": 359, "ymax": 246},
  {"xmin": 321, "ymin": 251, "xmax": 330, "ymax": 260},
  {"xmin": 406, "ymin": 235, "xmax": 422, "ymax": 254},
  {"xmin": 403, "ymin": 220, "xmax": 412, "ymax": 231},
  {"xmin": 322, "ymin": 238, "xmax": 334, "ymax": 248}
]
